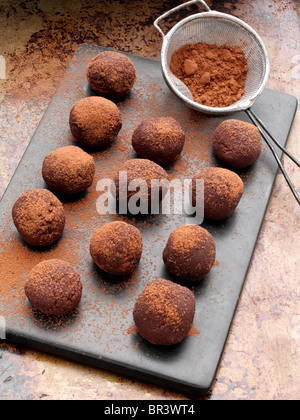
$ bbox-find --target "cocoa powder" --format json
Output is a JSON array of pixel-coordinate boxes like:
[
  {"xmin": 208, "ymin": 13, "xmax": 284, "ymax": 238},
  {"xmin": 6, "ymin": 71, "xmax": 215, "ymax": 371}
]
[{"xmin": 170, "ymin": 42, "xmax": 248, "ymax": 107}]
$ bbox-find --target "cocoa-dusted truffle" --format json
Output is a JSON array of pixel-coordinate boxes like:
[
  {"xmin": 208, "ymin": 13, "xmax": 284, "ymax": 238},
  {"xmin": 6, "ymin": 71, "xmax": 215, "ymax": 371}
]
[
  {"xmin": 42, "ymin": 146, "xmax": 95, "ymax": 195},
  {"xmin": 132, "ymin": 117, "xmax": 185, "ymax": 166},
  {"xmin": 112, "ymin": 159, "xmax": 169, "ymax": 213},
  {"xmin": 25, "ymin": 259, "xmax": 83, "ymax": 316},
  {"xmin": 213, "ymin": 119, "xmax": 262, "ymax": 168},
  {"xmin": 191, "ymin": 167, "xmax": 244, "ymax": 220},
  {"xmin": 69, "ymin": 96, "xmax": 122, "ymax": 149},
  {"xmin": 86, "ymin": 51, "xmax": 136, "ymax": 99},
  {"xmin": 163, "ymin": 224, "xmax": 216, "ymax": 282},
  {"xmin": 12, "ymin": 189, "xmax": 65, "ymax": 246},
  {"xmin": 90, "ymin": 221, "xmax": 143, "ymax": 276},
  {"xmin": 133, "ymin": 278, "xmax": 195, "ymax": 345}
]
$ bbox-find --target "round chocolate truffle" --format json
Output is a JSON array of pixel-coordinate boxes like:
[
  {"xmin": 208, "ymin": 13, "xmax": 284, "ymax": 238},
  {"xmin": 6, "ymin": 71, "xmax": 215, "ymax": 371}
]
[
  {"xmin": 90, "ymin": 221, "xmax": 143, "ymax": 276},
  {"xmin": 25, "ymin": 259, "xmax": 83, "ymax": 316},
  {"xmin": 163, "ymin": 224, "xmax": 216, "ymax": 282},
  {"xmin": 112, "ymin": 159, "xmax": 169, "ymax": 213},
  {"xmin": 191, "ymin": 167, "xmax": 244, "ymax": 220},
  {"xmin": 42, "ymin": 146, "xmax": 95, "ymax": 195},
  {"xmin": 69, "ymin": 96, "xmax": 122, "ymax": 149},
  {"xmin": 213, "ymin": 119, "xmax": 262, "ymax": 168},
  {"xmin": 12, "ymin": 189, "xmax": 65, "ymax": 246},
  {"xmin": 132, "ymin": 117, "xmax": 185, "ymax": 166},
  {"xmin": 86, "ymin": 51, "xmax": 136, "ymax": 99},
  {"xmin": 133, "ymin": 278, "xmax": 195, "ymax": 345}
]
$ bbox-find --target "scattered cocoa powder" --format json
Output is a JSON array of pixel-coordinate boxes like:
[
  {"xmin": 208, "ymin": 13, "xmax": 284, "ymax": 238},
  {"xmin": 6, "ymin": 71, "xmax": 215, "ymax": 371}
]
[
  {"xmin": 0, "ymin": 49, "xmax": 239, "ymax": 360},
  {"xmin": 188, "ymin": 324, "xmax": 200, "ymax": 336},
  {"xmin": 170, "ymin": 42, "xmax": 248, "ymax": 107}
]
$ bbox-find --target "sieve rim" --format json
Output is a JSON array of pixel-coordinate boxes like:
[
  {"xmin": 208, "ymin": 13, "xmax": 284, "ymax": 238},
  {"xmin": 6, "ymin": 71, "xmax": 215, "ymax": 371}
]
[{"xmin": 160, "ymin": 11, "xmax": 270, "ymax": 115}]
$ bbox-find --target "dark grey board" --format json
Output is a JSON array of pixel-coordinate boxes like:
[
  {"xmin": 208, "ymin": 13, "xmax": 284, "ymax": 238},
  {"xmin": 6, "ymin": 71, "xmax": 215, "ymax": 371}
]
[{"xmin": 0, "ymin": 44, "xmax": 297, "ymax": 396}]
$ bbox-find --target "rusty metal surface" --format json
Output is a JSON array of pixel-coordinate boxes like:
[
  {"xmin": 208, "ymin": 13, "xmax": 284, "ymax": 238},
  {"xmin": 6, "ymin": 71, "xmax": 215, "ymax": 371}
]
[{"xmin": 0, "ymin": 0, "xmax": 299, "ymax": 400}]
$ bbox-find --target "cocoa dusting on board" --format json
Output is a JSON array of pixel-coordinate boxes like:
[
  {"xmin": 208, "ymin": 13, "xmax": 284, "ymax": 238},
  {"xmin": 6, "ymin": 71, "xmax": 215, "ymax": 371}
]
[
  {"xmin": 170, "ymin": 42, "xmax": 248, "ymax": 108},
  {"xmin": 0, "ymin": 51, "xmax": 224, "ymax": 355},
  {"xmin": 188, "ymin": 324, "xmax": 200, "ymax": 337}
]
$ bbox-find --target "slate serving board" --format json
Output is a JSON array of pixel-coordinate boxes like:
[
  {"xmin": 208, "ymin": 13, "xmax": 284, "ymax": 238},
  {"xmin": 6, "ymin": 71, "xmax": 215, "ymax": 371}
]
[{"xmin": 0, "ymin": 44, "xmax": 297, "ymax": 396}]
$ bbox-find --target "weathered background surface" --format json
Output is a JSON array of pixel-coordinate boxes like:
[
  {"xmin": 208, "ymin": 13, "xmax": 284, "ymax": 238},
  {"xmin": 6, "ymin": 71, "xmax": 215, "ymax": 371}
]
[{"xmin": 0, "ymin": 0, "xmax": 299, "ymax": 400}]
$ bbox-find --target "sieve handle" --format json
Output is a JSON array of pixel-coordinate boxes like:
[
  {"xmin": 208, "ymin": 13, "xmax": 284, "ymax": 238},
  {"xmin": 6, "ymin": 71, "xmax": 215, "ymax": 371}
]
[
  {"xmin": 154, "ymin": 0, "xmax": 211, "ymax": 37},
  {"xmin": 246, "ymin": 109, "xmax": 300, "ymax": 205}
]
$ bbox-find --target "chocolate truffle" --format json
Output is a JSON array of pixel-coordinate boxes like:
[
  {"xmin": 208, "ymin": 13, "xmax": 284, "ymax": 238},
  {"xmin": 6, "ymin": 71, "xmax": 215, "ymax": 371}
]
[
  {"xmin": 112, "ymin": 159, "xmax": 169, "ymax": 213},
  {"xmin": 86, "ymin": 51, "xmax": 136, "ymax": 99},
  {"xmin": 69, "ymin": 96, "xmax": 122, "ymax": 149},
  {"xmin": 25, "ymin": 259, "xmax": 83, "ymax": 316},
  {"xmin": 133, "ymin": 278, "xmax": 195, "ymax": 345},
  {"xmin": 213, "ymin": 119, "xmax": 262, "ymax": 168},
  {"xmin": 163, "ymin": 224, "xmax": 216, "ymax": 282},
  {"xmin": 42, "ymin": 146, "xmax": 95, "ymax": 195},
  {"xmin": 90, "ymin": 221, "xmax": 143, "ymax": 276},
  {"xmin": 191, "ymin": 167, "xmax": 244, "ymax": 220},
  {"xmin": 132, "ymin": 117, "xmax": 185, "ymax": 166},
  {"xmin": 12, "ymin": 189, "xmax": 65, "ymax": 246}
]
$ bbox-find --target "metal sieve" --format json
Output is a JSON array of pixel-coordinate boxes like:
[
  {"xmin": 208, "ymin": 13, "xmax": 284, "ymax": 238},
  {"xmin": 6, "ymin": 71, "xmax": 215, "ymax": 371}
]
[
  {"xmin": 154, "ymin": 0, "xmax": 300, "ymax": 205},
  {"xmin": 154, "ymin": 0, "xmax": 270, "ymax": 115}
]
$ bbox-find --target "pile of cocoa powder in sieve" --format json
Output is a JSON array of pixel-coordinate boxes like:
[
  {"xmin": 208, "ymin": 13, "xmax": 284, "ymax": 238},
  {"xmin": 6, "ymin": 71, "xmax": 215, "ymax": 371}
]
[{"xmin": 170, "ymin": 42, "xmax": 249, "ymax": 108}]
